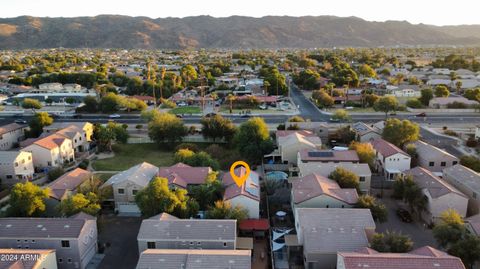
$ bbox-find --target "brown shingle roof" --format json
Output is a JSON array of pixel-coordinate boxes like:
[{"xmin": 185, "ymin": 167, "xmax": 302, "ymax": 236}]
[
  {"xmin": 371, "ymin": 138, "xmax": 409, "ymax": 157},
  {"xmin": 404, "ymin": 167, "xmax": 467, "ymax": 198},
  {"xmin": 48, "ymin": 168, "xmax": 92, "ymax": 200},
  {"xmin": 299, "ymin": 149, "xmax": 359, "ymax": 162},
  {"xmin": 292, "ymin": 173, "xmax": 358, "ymax": 204},
  {"xmin": 0, "ymin": 123, "xmax": 25, "ymax": 136},
  {"xmin": 157, "ymin": 163, "xmax": 211, "ymax": 189}
]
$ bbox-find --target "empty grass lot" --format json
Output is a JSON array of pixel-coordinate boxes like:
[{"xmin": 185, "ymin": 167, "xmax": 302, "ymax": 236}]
[
  {"xmin": 169, "ymin": 106, "xmax": 201, "ymax": 114},
  {"xmin": 91, "ymin": 143, "xmax": 174, "ymax": 171}
]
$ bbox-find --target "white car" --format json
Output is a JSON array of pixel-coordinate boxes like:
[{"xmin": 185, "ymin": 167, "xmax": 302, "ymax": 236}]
[
  {"xmin": 109, "ymin": 114, "xmax": 121, "ymax": 118},
  {"xmin": 177, "ymin": 102, "xmax": 187, "ymax": 107}
]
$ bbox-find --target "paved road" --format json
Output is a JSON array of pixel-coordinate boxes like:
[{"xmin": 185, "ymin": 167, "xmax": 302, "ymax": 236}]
[{"xmin": 288, "ymin": 78, "xmax": 329, "ymax": 122}]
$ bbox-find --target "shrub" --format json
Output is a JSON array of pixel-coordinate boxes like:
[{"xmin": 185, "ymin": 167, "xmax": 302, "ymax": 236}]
[
  {"xmin": 135, "ymin": 124, "xmax": 143, "ymax": 129},
  {"xmin": 175, "ymin": 143, "xmax": 199, "ymax": 153},
  {"xmin": 47, "ymin": 167, "xmax": 65, "ymax": 182},
  {"xmin": 160, "ymin": 98, "xmax": 176, "ymax": 108},
  {"xmin": 78, "ymin": 160, "xmax": 90, "ymax": 170},
  {"xmin": 444, "ymin": 130, "xmax": 458, "ymax": 137},
  {"xmin": 406, "ymin": 99, "xmax": 423, "ymax": 108}
]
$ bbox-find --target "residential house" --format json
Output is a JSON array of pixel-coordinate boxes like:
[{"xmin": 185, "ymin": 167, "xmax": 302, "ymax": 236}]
[
  {"xmin": 101, "ymin": 162, "xmax": 159, "ymax": 216},
  {"xmin": 429, "ymin": 97, "xmax": 478, "ymax": 109},
  {"xmin": 297, "ymin": 162, "xmax": 371, "ymax": 194},
  {"xmin": 352, "ymin": 122, "xmax": 381, "ymax": 142},
  {"xmin": 297, "ymin": 149, "xmax": 359, "ymax": 165},
  {"xmin": 136, "ymin": 249, "xmax": 251, "ymax": 269},
  {"xmin": 337, "ymin": 246, "xmax": 466, "ymax": 269},
  {"xmin": 371, "ymin": 138, "xmax": 411, "ymax": 180},
  {"xmin": 294, "ymin": 208, "xmax": 376, "ymax": 269},
  {"xmin": 0, "ymin": 123, "xmax": 27, "ymax": 150},
  {"xmin": 283, "ymin": 121, "xmax": 329, "ymax": 141},
  {"xmin": 0, "ymin": 151, "xmax": 34, "ymax": 185},
  {"xmin": 222, "ymin": 167, "xmax": 260, "ymax": 219},
  {"xmin": 46, "ymin": 168, "xmax": 92, "ymax": 210},
  {"xmin": 410, "ymin": 140, "xmax": 459, "ymax": 173},
  {"xmin": 22, "ymin": 134, "xmax": 74, "ymax": 169},
  {"xmin": 137, "ymin": 213, "xmax": 237, "ymax": 254},
  {"xmin": 466, "ymin": 214, "xmax": 480, "ymax": 237},
  {"xmin": 0, "ymin": 249, "xmax": 58, "ymax": 269},
  {"xmin": 291, "ymin": 173, "xmax": 358, "ymax": 212},
  {"xmin": 0, "ymin": 213, "xmax": 97, "ymax": 269},
  {"xmin": 157, "ymin": 163, "xmax": 212, "ymax": 189},
  {"xmin": 443, "ymin": 164, "xmax": 480, "ymax": 215},
  {"xmin": 44, "ymin": 122, "xmax": 94, "ymax": 151},
  {"xmin": 276, "ymin": 130, "xmax": 322, "ymax": 165},
  {"xmin": 404, "ymin": 167, "xmax": 468, "ymax": 224}
]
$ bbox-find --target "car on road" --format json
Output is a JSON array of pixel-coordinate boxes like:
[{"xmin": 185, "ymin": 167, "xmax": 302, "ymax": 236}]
[
  {"xmin": 175, "ymin": 114, "xmax": 183, "ymax": 118},
  {"xmin": 14, "ymin": 119, "xmax": 27, "ymax": 124},
  {"xmin": 416, "ymin": 112, "xmax": 426, "ymax": 117},
  {"xmin": 396, "ymin": 208, "xmax": 413, "ymax": 223},
  {"xmin": 240, "ymin": 114, "xmax": 251, "ymax": 118},
  {"xmin": 329, "ymin": 118, "xmax": 340, "ymax": 122},
  {"xmin": 72, "ymin": 114, "xmax": 82, "ymax": 119},
  {"xmin": 109, "ymin": 114, "xmax": 121, "ymax": 118},
  {"xmin": 13, "ymin": 113, "xmax": 23, "ymax": 118},
  {"xmin": 205, "ymin": 113, "xmax": 217, "ymax": 117},
  {"xmin": 177, "ymin": 102, "xmax": 187, "ymax": 107}
]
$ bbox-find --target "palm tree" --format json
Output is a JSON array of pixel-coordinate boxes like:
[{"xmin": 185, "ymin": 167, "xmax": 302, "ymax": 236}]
[
  {"xmin": 455, "ymin": 81, "xmax": 463, "ymax": 95},
  {"xmin": 226, "ymin": 94, "xmax": 236, "ymax": 114}
]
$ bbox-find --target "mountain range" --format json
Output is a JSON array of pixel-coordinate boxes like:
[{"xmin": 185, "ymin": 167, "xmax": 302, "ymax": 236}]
[{"xmin": 0, "ymin": 15, "xmax": 479, "ymax": 49}]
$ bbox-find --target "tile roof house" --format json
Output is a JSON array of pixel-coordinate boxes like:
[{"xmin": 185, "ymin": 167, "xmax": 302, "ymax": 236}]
[
  {"xmin": 297, "ymin": 162, "xmax": 372, "ymax": 194},
  {"xmin": 0, "ymin": 249, "xmax": 58, "ymax": 269},
  {"xmin": 136, "ymin": 249, "xmax": 251, "ymax": 269},
  {"xmin": 276, "ymin": 131, "xmax": 322, "ymax": 165},
  {"xmin": 443, "ymin": 164, "xmax": 480, "ymax": 215},
  {"xmin": 137, "ymin": 213, "xmax": 237, "ymax": 254},
  {"xmin": 0, "ymin": 123, "xmax": 27, "ymax": 150},
  {"xmin": 294, "ymin": 208, "xmax": 376, "ymax": 269},
  {"xmin": 337, "ymin": 246, "xmax": 466, "ymax": 269},
  {"xmin": 291, "ymin": 173, "xmax": 358, "ymax": 212},
  {"xmin": 283, "ymin": 121, "xmax": 329, "ymax": 140},
  {"xmin": 101, "ymin": 162, "xmax": 159, "ymax": 216},
  {"xmin": 22, "ymin": 134, "xmax": 74, "ymax": 169},
  {"xmin": 47, "ymin": 168, "xmax": 92, "ymax": 201},
  {"xmin": 0, "ymin": 151, "xmax": 34, "ymax": 186},
  {"xmin": 404, "ymin": 166, "xmax": 468, "ymax": 224},
  {"xmin": 44, "ymin": 122, "xmax": 94, "ymax": 143},
  {"xmin": 352, "ymin": 122, "xmax": 381, "ymax": 142},
  {"xmin": 157, "ymin": 163, "xmax": 212, "ymax": 189},
  {"xmin": 222, "ymin": 167, "xmax": 260, "ymax": 219},
  {"xmin": 466, "ymin": 214, "xmax": 480, "ymax": 236},
  {"xmin": 297, "ymin": 149, "xmax": 359, "ymax": 163},
  {"xmin": 371, "ymin": 138, "xmax": 411, "ymax": 180},
  {"xmin": 409, "ymin": 140, "xmax": 459, "ymax": 173},
  {"xmin": 429, "ymin": 96, "xmax": 478, "ymax": 108},
  {"xmin": 0, "ymin": 213, "xmax": 97, "ymax": 269}
]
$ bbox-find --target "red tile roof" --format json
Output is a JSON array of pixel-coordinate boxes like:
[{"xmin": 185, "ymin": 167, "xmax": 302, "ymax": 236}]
[
  {"xmin": 371, "ymin": 138, "xmax": 409, "ymax": 157},
  {"xmin": 339, "ymin": 246, "xmax": 466, "ymax": 269},
  {"xmin": 239, "ymin": 219, "xmax": 270, "ymax": 231}
]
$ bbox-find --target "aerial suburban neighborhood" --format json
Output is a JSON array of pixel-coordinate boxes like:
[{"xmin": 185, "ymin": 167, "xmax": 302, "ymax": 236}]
[{"xmin": 1, "ymin": 2, "xmax": 480, "ymax": 269}]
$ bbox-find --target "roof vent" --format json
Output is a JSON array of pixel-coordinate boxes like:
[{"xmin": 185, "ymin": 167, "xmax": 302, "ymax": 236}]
[
  {"xmin": 64, "ymin": 225, "xmax": 70, "ymax": 229},
  {"xmin": 42, "ymin": 227, "xmax": 47, "ymax": 231},
  {"xmin": 6, "ymin": 224, "xmax": 12, "ymax": 228},
  {"xmin": 37, "ymin": 224, "xmax": 43, "ymax": 228},
  {"xmin": 433, "ymin": 263, "xmax": 440, "ymax": 267}
]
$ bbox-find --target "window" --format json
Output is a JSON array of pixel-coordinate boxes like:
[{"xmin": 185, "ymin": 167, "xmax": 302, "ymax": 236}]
[
  {"xmin": 441, "ymin": 162, "xmax": 446, "ymax": 167},
  {"xmin": 223, "ymin": 242, "xmax": 227, "ymax": 247},
  {"xmin": 132, "ymin": 190, "xmax": 138, "ymax": 195},
  {"xmin": 147, "ymin": 242, "xmax": 156, "ymax": 249},
  {"xmin": 118, "ymin": 188, "xmax": 125, "ymax": 194},
  {"xmin": 429, "ymin": 162, "xmax": 434, "ymax": 167},
  {"xmin": 6, "ymin": 175, "xmax": 12, "ymax": 179},
  {"xmin": 190, "ymin": 241, "xmax": 194, "ymax": 245},
  {"xmin": 14, "ymin": 162, "xmax": 18, "ymax": 167},
  {"xmin": 61, "ymin": 240, "xmax": 70, "ymax": 248},
  {"xmin": 67, "ymin": 258, "xmax": 72, "ymax": 263},
  {"xmin": 453, "ymin": 161, "xmax": 458, "ymax": 165},
  {"xmin": 359, "ymin": 177, "xmax": 365, "ymax": 182},
  {"xmin": 47, "ymin": 161, "xmax": 52, "ymax": 166},
  {"xmin": 474, "ymin": 192, "xmax": 478, "ymax": 199},
  {"xmin": 58, "ymin": 259, "xmax": 63, "ymax": 263}
]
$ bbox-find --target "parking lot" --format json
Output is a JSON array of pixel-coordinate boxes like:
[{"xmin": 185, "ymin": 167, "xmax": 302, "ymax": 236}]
[{"xmin": 97, "ymin": 214, "xmax": 143, "ymax": 269}]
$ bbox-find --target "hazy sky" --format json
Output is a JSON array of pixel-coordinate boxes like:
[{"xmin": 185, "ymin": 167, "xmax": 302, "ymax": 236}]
[{"xmin": 1, "ymin": 0, "xmax": 478, "ymax": 26}]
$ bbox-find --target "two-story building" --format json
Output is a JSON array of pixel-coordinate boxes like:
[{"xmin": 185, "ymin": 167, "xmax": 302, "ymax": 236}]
[
  {"xmin": 443, "ymin": 164, "xmax": 480, "ymax": 216},
  {"xmin": 137, "ymin": 213, "xmax": 237, "ymax": 254},
  {"xmin": 222, "ymin": 167, "xmax": 260, "ymax": 219},
  {"xmin": 371, "ymin": 138, "xmax": 411, "ymax": 180},
  {"xmin": 0, "ymin": 213, "xmax": 97, "ymax": 269},
  {"xmin": 157, "ymin": 163, "xmax": 212, "ymax": 189},
  {"xmin": 0, "ymin": 123, "xmax": 27, "ymax": 150},
  {"xmin": 22, "ymin": 134, "xmax": 74, "ymax": 169},
  {"xmin": 409, "ymin": 140, "xmax": 459, "ymax": 173},
  {"xmin": 276, "ymin": 130, "xmax": 322, "ymax": 165},
  {"xmin": 44, "ymin": 122, "xmax": 94, "ymax": 153},
  {"xmin": 0, "ymin": 151, "xmax": 34, "ymax": 185}
]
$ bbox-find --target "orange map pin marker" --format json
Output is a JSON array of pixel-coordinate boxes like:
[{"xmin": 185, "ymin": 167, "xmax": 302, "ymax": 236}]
[{"xmin": 229, "ymin": 161, "xmax": 251, "ymax": 187}]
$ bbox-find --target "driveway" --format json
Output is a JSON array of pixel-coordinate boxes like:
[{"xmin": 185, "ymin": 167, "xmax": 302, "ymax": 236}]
[
  {"xmin": 97, "ymin": 215, "xmax": 143, "ymax": 269},
  {"xmin": 376, "ymin": 197, "xmax": 438, "ymax": 249}
]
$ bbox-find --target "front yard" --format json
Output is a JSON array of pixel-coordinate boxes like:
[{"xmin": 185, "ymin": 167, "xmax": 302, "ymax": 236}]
[
  {"xmin": 91, "ymin": 143, "xmax": 174, "ymax": 171},
  {"xmin": 169, "ymin": 106, "xmax": 201, "ymax": 114}
]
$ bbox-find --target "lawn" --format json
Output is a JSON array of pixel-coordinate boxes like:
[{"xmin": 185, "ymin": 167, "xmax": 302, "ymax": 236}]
[
  {"xmin": 92, "ymin": 143, "xmax": 174, "ymax": 171},
  {"xmin": 169, "ymin": 106, "xmax": 201, "ymax": 114}
]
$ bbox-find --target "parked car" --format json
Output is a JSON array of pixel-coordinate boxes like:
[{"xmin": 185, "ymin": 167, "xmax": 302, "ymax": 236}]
[
  {"xmin": 109, "ymin": 114, "xmax": 121, "ymax": 118},
  {"xmin": 14, "ymin": 119, "xmax": 27, "ymax": 124},
  {"xmin": 176, "ymin": 114, "xmax": 183, "ymax": 118},
  {"xmin": 177, "ymin": 102, "xmax": 187, "ymax": 107},
  {"xmin": 396, "ymin": 208, "xmax": 413, "ymax": 223},
  {"xmin": 329, "ymin": 118, "xmax": 340, "ymax": 122},
  {"xmin": 205, "ymin": 113, "xmax": 217, "ymax": 117},
  {"xmin": 240, "ymin": 114, "xmax": 251, "ymax": 118},
  {"xmin": 416, "ymin": 112, "xmax": 426, "ymax": 117}
]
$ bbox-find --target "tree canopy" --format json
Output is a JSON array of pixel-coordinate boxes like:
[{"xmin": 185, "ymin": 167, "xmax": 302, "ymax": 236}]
[
  {"xmin": 234, "ymin": 117, "xmax": 274, "ymax": 163},
  {"xmin": 8, "ymin": 182, "xmax": 49, "ymax": 217},
  {"xmin": 329, "ymin": 167, "xmax": 360, "ymax": 190},
  {"xmin": 147, "ymin": 112, "xmax": 188, "ymax": 146},
  {"xmin": 382, "ymin": 118, "xmax": 419, "ymax": 147},
  {"xmin": 201, "ymin": 115, "xmax": 237, "ymax": 143}
]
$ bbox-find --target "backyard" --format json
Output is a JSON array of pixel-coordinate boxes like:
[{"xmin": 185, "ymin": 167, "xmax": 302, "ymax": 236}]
[{"xmin": 91, "ymin": 143, "xmax": 174, "ymax": 171}]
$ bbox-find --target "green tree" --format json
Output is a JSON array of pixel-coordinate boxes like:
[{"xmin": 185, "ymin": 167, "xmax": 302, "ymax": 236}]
[
  {"xmin": 406, "ymin": 98, "xmax": 423, "ymax": 108},
  {"xmin": 329, "ymin": 167, "xmax": 360, "ymax": 190},
  {"xmin": 382, "ymin": 118, "xmax": 419, "ymax": 147},
  {"xmin": 57, "ymin": 192, "xmax": 101, "ymax": 216},
  {"xmin": 188, "ymin": 172, "xmax": 224, "ymax": 210},
  {"xmin": 148, "ymin": 112, "xmax": 188, "ymax": 146},
  {"xmin": 392, "ymin": 175, "xmax": 427, "ymax": 217},
  {"xmin": 448, "ymin": 234, "xmax": 480, "ymax": 269},
  {"xmin": 464, "ymin": 88, "xmax": 480, "ymax": 101},
  {"xmin": 135, "ymin": 177, "xmax": 190, "ymax": 218},
  {"xmin": 358, "ymin": 64, "xmax": 377, "ymax": 78},
  {"xmin": 201, "ymin": 115, "xmax": 237, "ymax": 143},
  {"xmin": 8, "ymin": 182, "xmax": 49, "ymax": 217},
  {"xmin": 206, "ymin": 200, "xmax": 248, "ymax": 221},
  {"xmin": 460, "ymin": 155, "xmax": 480, "ymax": 172},
  {"xmin": 22, "ymin": 98, "xmax": 42, "ymax": 110},
  {"xmin": 181, "ymin": 65, "xmax": 198, "ymax": 84},
  {"xmin": 435, "ymin": 85, "xmax": 450, "ymax": 97},
  {"xmin": 419, "ymin": 88, "xmax": 434, "ymax": 106},
  {"xmin": 234, "ymin": 117, "xmax": 274, "ymax": 163},
  {"xmin": 365, "ymin": 94, "xmax": 380, "ymax": 107},
  {"xmin": 356, "ymin": 195, "xmax": 388, "ymax": 222},
  {"xmin": 332, "ymin": 109, "xmax": 351, "ymax": 122},
  {"xmin": 349, "ymin": 142, "xmax": 375, "ymax": 167},
  {"xmin": 288, "ymin": 116, "xmax": 305, "ymax": 122},
  {"xmin": 83, "ymin": 96, "xmax": 98, "ymax": 113},
  {"xmin": 28, "ymin": 112, "xmax": 53, "ymax": 137},
  {"xmin": 312, "ymin": 90, "xmax": 334, "ymax": 108},
  {"xmin": 373, "ymin": 96, "xmax": 399, "ymax": 119},
  {"xmin": 99, "ymin": 92, "xmax": 120, "ymax": 113},
  {"xmin": 48, "ymin": 167, "xmax": 65, "ymax": 182},
  {"xmin": 371, "ymin": 231, "xmax": 413, "ymax": 253}
]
